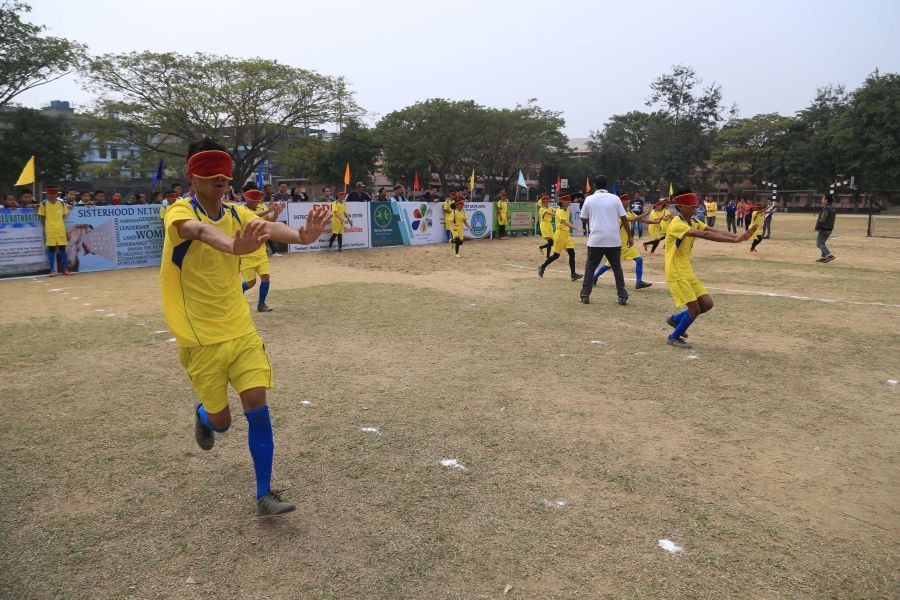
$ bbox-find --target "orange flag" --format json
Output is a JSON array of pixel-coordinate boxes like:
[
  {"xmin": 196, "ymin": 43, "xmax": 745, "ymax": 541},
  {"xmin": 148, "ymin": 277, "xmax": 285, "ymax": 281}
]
[
  {"xmin": 585, "ymin": 176, "xmax": 591, "ymax": 193},
  {"xmin": 344, "ymin": 162, "xmax": 351, "ymax": 186}
]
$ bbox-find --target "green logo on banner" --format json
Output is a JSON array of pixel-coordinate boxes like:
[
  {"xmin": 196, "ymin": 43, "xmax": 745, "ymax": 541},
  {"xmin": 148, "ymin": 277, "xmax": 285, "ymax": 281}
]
[
  {"xmin": 470, "ymin": 210, "xmax": 487, "ymax": 237},
  {"xmin": 374, "ymin": 204, "xmax": 392, "ymax": 228}
]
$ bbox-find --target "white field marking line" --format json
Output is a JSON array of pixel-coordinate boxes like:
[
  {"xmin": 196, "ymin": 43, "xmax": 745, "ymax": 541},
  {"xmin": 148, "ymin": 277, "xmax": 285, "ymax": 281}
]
[
  {"xmin": 506, "ymin": 263, "xmax": 900, "ymax": 308},
  {"xmin": 359, "ymin": 427, "xmax": 380, "ymax": 433},
  {"xmin": 440, "ymin": 458, "xmax": 466, "ymax": 470},
  {"xmin": 658, "ymin": 539, "xmax": 683, "ymax": 553}
]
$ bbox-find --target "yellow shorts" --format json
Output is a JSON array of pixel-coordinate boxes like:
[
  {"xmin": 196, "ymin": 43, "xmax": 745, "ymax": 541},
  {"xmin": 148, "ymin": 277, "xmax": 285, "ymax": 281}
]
[
  {"xmin": 552, "ymin": 231, "xmax": 574, "ymax": 254},
  {"xmin": 451, "ymin": 227, "xmax": 464, "ymax": 240},
  {"xmin": 241, "ymin": 260, "xmax": 270, "ymax": 282},
  {"xmin": 177, "ymin": 331, "xmax": 274, "ymax": 414},
  {"xmin": 621, "ymin": 245, "xmax": 640, "ymax": 261},
  {"xmin": 332, "ymin": 219, "xmax": 345, "ymax": 235},
  {"xmin": 667, "ymin": 276, "xmax": 709, "ymax": 308},
  {"xmin": 540, "ymin": 223, "xmax": 554, "ymax": 238},
  {"xmin": 46, "ymin": 235, "xmax": 67, "ymax": 247}
]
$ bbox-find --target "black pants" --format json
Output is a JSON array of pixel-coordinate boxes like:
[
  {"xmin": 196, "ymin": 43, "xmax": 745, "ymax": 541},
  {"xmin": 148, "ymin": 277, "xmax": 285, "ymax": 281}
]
[
  {"xmin": 751, "ymin": 236, "xmax": 763, "ymax": 251},
  {"xmin": 762, "ymin": 216, "xmax": 772, "ymax": 238},
  {"xmin": 498, "ymin": 224, "xmax": 506, "ymax": 238},
  {"xmin": 726, "ymin": 214, "xmax": 737, "ymax": 233},
  {"xmin": 328, "ymin": 233, "xmax": 343, "ymax": 249},
  {"xmin": 581, "ymin": 246, "xmax": 627, "ymax": 301},
  {"xmin": 707, "ymin": 216, "xmax": 716, "ymax": 228}
]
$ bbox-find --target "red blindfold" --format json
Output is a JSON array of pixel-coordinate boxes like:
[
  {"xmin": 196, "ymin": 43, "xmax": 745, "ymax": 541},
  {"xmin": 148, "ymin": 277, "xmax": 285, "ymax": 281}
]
[{"xmin": 187, "ymin": 150, "xmax": 233, "ymax": 180}]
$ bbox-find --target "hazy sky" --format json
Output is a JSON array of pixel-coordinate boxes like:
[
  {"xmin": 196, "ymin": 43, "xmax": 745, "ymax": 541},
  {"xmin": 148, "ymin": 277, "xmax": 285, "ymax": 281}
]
[{"xmin": 17, "ymin": 0, "xmax": 900, "ymax": 136}]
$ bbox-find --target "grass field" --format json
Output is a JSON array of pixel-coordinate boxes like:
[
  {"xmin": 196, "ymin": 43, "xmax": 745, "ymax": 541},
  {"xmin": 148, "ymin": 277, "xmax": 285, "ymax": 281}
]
[{"xmin": 1, "ymin": 214, "xmax": 897, "ymax": 599}]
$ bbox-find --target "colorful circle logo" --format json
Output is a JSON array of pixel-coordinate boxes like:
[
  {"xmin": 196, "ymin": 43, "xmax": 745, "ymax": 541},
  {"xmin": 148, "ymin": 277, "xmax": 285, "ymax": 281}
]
[{"xmin": 374, "ymin": 204, "xmax": 393, "ymax": 228}]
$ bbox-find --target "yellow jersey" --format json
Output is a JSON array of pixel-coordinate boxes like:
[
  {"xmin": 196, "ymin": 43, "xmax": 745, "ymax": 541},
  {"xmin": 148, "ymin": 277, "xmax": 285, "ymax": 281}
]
[
  {"xmin": 160, "ymin": 198, "xmax": 261, "ymax": 347},
  {"xmin": 331, "ymin": 201, "xmax": 347, "ymax": 233},
  {"xmin": 241, "ymin": 203, "xmax": 270, "ymax": 266},
  {"xmin": 648, "ymin": 209, "xmax": 662, "ymax": 238},
  {"xmin": 538, "ymin": 206, "xmax": 555, "ymax": 236},
  {"xmin": 497, "ymin": 200, "xmax": 508, "ymax": 225},
  {"xmin": 664, "ymin": 214, "xmax": 708, "ymax": 282},
  {"xmin": 618, "ymin": 210, "xmax": 637, "ymax": 244},
  {"xmin": 749, "ymin": 210, "xmax": 764, "ymax": 238},
  {"xmin": 555, "ymin": 207, "xmax": 572, "ymax": 233},
  {"xmin": 38, "ymin": 200, "xmax": 68, "ymax": 240},
  {"xmin": 443, "ymin": 199, "xmax": 454, "ymax": 229},
  {"xmin": 706, "ymin": 201, "xmax": 718, "ymax": 217},
  {"xmin": 660, "ymin": 208, "xmax": 672, "ymax": 233}
]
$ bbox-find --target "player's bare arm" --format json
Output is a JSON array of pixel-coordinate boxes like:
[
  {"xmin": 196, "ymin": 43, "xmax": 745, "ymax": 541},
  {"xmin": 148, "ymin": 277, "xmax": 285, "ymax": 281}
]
[
  {"xmin": 686, "ymin": 226, "xmax": 754, "ymax": 243},
  {"xmin": 174, "ymin": 218, "xmax": 270, "ymax": 255},
  {"xmin": 262, "ymin": 207, "xmax": 330, "ymax": 245}
]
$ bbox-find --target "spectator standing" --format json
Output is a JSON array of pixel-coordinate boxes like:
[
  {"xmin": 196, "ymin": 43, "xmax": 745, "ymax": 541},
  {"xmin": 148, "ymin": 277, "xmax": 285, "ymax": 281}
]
[
  {"xmin": 496, "ymin": 189, "xmax": 510, "ymax": 239},
  {"xmin": 815, "ymin": 195, "xmax": 836, "ymax": 263},
  {"xmin": 705, "ymin": 196, "xmax": 718, "ymax": 228},
  {"xmin": 272, "ymin": 182, "xmax": 291, "ymax": 204},
  {"xmin": 695, "ymin": 201, "xmax": 707, "ymax": 223},
  {"xmin": 64, "ymin": 188, "xmax": 77, "ymax": 206},
  {"xmin": 111, "ymin": 192, "xmax": 123, "ymax": 205},
  {"xmin": 19, "ymin": 189, "xmax": 36, "ymax": 209},
  {"xmin": 291, "ymin": 186, "xmax": 309, "ymax": 202},
  {"xmin": 5, "ymin": 193, "xmax": 20, "ymax": 208},
  {"xmin": 262, "ymin": 184, "xmax": 274, "ymax": 205},
  {"xmin": 736, "ymin": 199, "xmax": 746, "ymax": 228},
  {"xmin": 389, "ymin": 185, "xmax": 408, "ymax": 202},
  {"xmin": 37, "ymin": 186, "xmax": 71, "ymax": 276},
  {"xmin": 78, "ymin": 191, "xmax": 94, "ymax": 206},
  {"xmin": 375, "ymin": 188, "xmax": 388, "ymax": 201},
  {"xmin": 762, "ymin": 198, "xmax": 777, "ymax": 238},
  {"xmin": 347, "ymin": 182, "xmax": 372, "ymax": 202},
  {"xmin": 630, "ymin": 192, "xmax": 645, "ymax": 238},
  {"xmin": 724, "ymin": 198, "xmax": 737, "ymax": 233},
  {"xmin": 578, "ymin": 175, "xmax": 631, "ymax": 305}
]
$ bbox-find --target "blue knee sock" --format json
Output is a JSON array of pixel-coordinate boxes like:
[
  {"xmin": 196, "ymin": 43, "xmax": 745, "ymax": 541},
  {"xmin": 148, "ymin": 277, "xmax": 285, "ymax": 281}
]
[
  {"xmin": 592, "ymin": 264, "xmax": 610, "ymax": 282},
  {"xmin": 258, "ymin": 281, "xmax": 270, "ymax": 305},
  {"xmin": 670, "ymin": 312, "xmax": 696, "ymax": 340},
  {"xmin": 46, "ymin": 248, "xmax": 56, "ymax": 271},
  {"xmin": 245, "ymin": 405, "xmax": 274, "ymax": 499},
  {"xmin": 197, "ymin": 404, "xmax": 229, "ymax": 433},
  {"xmin": 670, "ymin": 309, "xmax": 690, "ymax": 327},
  {"xmin": 635, "ymin": 257, "xmax": 643, "ymax": 282},
  {"xmin": 241, "ymin": 281, "xmax": 249, "ymax": 292},
  {"xmin": 58, "ymin": 247, "xmax": 67, "ymax": 271}
]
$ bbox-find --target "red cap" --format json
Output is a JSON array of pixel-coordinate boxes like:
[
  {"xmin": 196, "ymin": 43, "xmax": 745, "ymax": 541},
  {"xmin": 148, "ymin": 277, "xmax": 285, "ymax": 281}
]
[
  {"xmin": 619, "ymin": 193, "xmax": 631, "ymax": 203},
  {"xmin": 673, "ymin": 193, "xmax": 699, "ymax": 207},
  {"xmin": 44, "ymin": 187, "xmax": 59, "ymax": 196},
  {"xmin": 455, "ymin": 198, "xmax": 465, "ymax": 206},
  {"xmin": 244, "ymin": 190, "xmax": 263, "ymax": 202},
  {"xmin": 337, "ymin": 191, "xmax": 347, "ymax": 198},
  {"xmin": 186, "ymin": 150, "xmax": 233, "ymax": 180},
  {"xmin": 166, "ymin": 191, "xmax": 179, "ymax": 201},
  {"xmin": 558, "ymin": 195, "xmax": 572, "ymax": 203}
]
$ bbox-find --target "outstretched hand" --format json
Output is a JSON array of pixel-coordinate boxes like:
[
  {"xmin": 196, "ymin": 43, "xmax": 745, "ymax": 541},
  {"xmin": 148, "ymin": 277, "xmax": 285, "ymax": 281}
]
[
  {"xmin": 298, "ymin": 207, "xmax": 330, "ymax": 244},
  {"xmin": 233, "ymin": 219, "xmax": 270, "ymax": 255}
]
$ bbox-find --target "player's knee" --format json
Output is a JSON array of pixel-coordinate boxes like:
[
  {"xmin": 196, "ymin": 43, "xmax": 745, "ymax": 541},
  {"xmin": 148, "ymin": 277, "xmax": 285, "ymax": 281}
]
[
  {"xmin": 244, "ymin": 278, "xmax": 256, "ymax": 290},
  {"xmin": 207, "ymin": 409, "xmax": 232, "ymax": 432},
  {"xmin": 700, "ymin": 296, "xmax": 714, "ymax": 313},
  {"xmin": 260, "ymin": 275, "xmax": 270, "ymax": 283}
]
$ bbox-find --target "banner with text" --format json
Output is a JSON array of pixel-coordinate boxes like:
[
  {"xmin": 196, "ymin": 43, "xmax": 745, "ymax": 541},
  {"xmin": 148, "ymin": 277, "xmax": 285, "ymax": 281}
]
[
  {"xmin": 462, "ymin": 202, "xmax": 493, "ymax": 240},
  {"xmin": 65, "ymin": 205, "xmax": 165, "ymax": 272},
  {"xmin": 0, "ymin": 208, "xmax": 46, "ymax": 277},
  {"xmin": 493, "ymin": 201, "xmax": 536, "ymax": 237},
  {"xmin": 369, "ymin": 201, "xmax": 406, "ymax": 247},
  {"xmin": 286, "ymin": 201, "xmax": 370, "ymax": 253}
]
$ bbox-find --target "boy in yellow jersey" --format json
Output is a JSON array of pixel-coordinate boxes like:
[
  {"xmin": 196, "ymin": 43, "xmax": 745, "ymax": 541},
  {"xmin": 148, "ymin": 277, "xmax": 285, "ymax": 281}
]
[
  {"xmin": 642, "ymin": 200, "xmax": 669, "ymax": 253},
  {"xmin": 240, "ymin": 188, "xmax": 284, "ymax": 312},
  {"xmin": 664, "ymin": 189, "xmax": 756, "ymax": 349},
  {"xmin": 449, "ymin": 197, "xmax": 472, "ymax": 257},
  {"xmin": 159, "ymin": 191, "xmax": 180, "ymax": 222},
  {"xmin": 443, "ymin": 193, "xmax": 457, "ymax": 242},
  {"xmin": 748, "ymin": 204, "xmax": 766, "ymax": 254},
  {"xmin": 537, "ymin": 194, "xmax": 555, "ymax": 257},
  {"xmin": 328, "ymin": 191, "xmax": 353, "ymax": 251},
  {"xmin": 538, "ymin": 195, "xmax": 583, "ymax": 280},
  {"xmin": 705, "ymin": 196, "xmax": 718, "ymax": 228},
  {"xmin": 496, "ymin": 189, "xmax": 510, "ymax": 239},
  {"xmin": 592, "ymin": 193, "xmax": 658, "ymax": 289},
  {"xmin": 160, "ymin": 138, "xmax": 328, "ymax": 516},
  {"xmin": 37, "ymin": 186, "xmax": 72, "ymax": 277}
]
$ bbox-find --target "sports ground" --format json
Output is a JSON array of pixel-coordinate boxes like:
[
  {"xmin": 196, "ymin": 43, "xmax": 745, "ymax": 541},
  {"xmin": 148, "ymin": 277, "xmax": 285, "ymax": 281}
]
[{"xmin": 0, "ymin": 214, "xmax": 897, "ymax": 599}]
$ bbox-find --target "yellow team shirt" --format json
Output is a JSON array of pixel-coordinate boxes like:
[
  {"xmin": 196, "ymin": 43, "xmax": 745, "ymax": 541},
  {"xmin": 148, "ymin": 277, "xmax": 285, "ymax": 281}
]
[
  {"xmin": 538, "ymin": 206, "xmax": 555, "ymax": 237},
  {"xmin": 749, "ymin": 210, "xmax": 764, "ymax": 239},
  {"xmin": 160, "ymin": 198, "xmax": 261, "ymax": 347},
  {"xmin": 450, "ymin": 209, "xmax": 467, "ymax": 237},
  {"xmin": 706, "ymin": 201, "xmax": 718, "ymax": 217},
  {"xmin": 38, "ymin": 200, "xmax": 69, "ymax": 243},
  {"xmin": 648, "ymin": 208, "xmax": 662, "ymax": 238},
  {"xmin": 554, "ymin": 207, "xmax": 572, "ymax": 233},
  {"xmin": 664, "ymin": 215, "xmax": 708, "ymax": 281},
  {"xmin": 497, "ymin": 200, "xmax": 508, "ymax": 225},
  {"xmin": 443, "ymin": 199, "xmax": 454, "ymax": 229},
  {"xmin": 331, "ymin": 201, "xmax": 347, "ymax": 234},
  {"xmin": 241, "ymin": 203, "xmax": 270, "ymax": 267},
  {"xmin": 660, "ymin": 208, "xmax": 672, "ymax": 233}
]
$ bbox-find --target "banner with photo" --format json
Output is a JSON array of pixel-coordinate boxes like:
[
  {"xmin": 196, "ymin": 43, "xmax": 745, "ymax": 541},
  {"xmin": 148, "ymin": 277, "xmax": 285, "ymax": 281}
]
[
  {"xmin": 286, "ymin": 201, "xmax": 370, "ymax": 253},
  {"xmin": 0, "ymin": 207, "xmax": 47, "ymax": 277},
  {"xmin": 397, "ymin": 201, "xmax": 446, "ymax": 245},
  {"xmin": 64, "ymin": 205, "xmax": 165, "ymax": 273}
]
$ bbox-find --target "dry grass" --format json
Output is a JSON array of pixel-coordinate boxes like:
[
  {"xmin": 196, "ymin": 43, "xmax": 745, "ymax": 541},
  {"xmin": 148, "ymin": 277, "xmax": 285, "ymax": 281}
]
[{"xmin": 0, "ymin": 214, "xmax": 897, "ymax": 599}]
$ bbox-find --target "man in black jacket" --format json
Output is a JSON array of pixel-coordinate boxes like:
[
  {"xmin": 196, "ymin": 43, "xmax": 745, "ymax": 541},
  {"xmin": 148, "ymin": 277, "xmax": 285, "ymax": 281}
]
[{"xmin": 815, "ymin": 195, "xmax": 836, "ymax": 263}]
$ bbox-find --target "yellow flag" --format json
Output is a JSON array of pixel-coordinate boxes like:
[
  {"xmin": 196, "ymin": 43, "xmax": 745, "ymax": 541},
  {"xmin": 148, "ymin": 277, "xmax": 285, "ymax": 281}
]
[
  {"xmin": 469, "ymin": 169, "xmax": 475, "ymax": 192},
  {"xmin": 15, "ymin": 156, "xmax": 35, "ymax": 186},
  {"xmin": 585, "ymin": 177, "xmax": 591, "ymax": 193},
  {"xmin": 343, "ymin": 162, "xmax": 351, "ymax": 186},
  {"xmin": 668, "ymin": 182, "xmax": 674, "ymax": 197}
]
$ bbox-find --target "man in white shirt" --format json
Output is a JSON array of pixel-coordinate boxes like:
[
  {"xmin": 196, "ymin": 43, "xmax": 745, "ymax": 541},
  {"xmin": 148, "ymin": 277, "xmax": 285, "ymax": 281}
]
[
  {"xmin": 579, "ymin": 175, "xmax": 633, "ymax": 305},
  {"xmin": 389, "ymin": 185, "xmax": 408, "ymax": 202}
]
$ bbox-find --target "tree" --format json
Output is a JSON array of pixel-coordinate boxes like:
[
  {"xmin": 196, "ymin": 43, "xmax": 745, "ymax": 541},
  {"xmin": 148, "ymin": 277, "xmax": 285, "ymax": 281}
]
[
  {"xmin": 377, "ymin": 99, "xmax": 483, "ymax": 191},
  {"xmin": 829, "ymin": 71, "xmax": 900, "ymax": 190},
  {"xmin": 0, "ymin": 108, "xmax": 82, "ymax": 190},
  {"xmin": 646, "ymin": 64, "xmax": 724, "ymax": 130},
  {"xmin": 81, "ymin": 51, "xmax": 361, "ymax": 185},
  {"xmin": 0, "ymin": 1, "xmax": 84, "ymax": 109},
  {"xmin": 711, "ymin": 113, "xmax": 794, "ymax": 187}
]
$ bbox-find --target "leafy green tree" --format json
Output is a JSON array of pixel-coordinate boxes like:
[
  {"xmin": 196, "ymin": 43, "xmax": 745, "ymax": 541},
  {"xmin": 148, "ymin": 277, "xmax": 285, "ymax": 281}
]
[
  {"xmin": 0, "ymin": 108, "xmax": 82, "ymax": 190},
  {"xmin": 0, "ymin": 1, "xmax": 84, "ymax": 109},
  {"xmin": 81, "ymin": 51, "xmax": 361, "ymax": 185},
  {"xmin": 712, "ymin": 113, "xmax": 794, "ymax": 187},
  {"xmin": 829, "ymin": 71, "xmax": 900, "ymax": 190}
]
